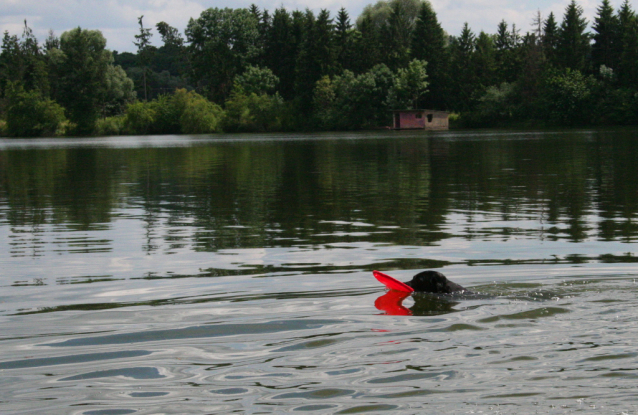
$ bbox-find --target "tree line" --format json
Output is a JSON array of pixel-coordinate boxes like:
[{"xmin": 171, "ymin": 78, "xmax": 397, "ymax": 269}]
[{"xmin": 1, "ymin": 0, "xmax": 638, "ymax": 137}]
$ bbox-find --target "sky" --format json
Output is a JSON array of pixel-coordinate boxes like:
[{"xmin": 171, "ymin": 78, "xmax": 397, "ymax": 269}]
[{"xmin": 0, "ymin": 0, "xmax": 627, "ymax": 53}]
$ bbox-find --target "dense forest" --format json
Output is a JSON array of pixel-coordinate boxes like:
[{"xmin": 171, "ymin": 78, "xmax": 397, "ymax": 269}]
[{"xmin": 1, "ymin": 0, "xmax": 638, "ymax": 137}]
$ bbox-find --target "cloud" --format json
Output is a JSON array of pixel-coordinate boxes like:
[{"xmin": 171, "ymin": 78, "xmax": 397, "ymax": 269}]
[{"xmin": 0, "ymin": 0, "xmax": 627, "ymax": 53}]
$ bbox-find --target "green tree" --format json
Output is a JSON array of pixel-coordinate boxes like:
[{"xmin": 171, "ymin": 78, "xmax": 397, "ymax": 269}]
[
  {"xmin": 392, "ymin": 58, "xmax": 429, "ymax": 108},
  {"xmin": 295, "ymin": 9, "xmax": 338, "ymax": 114},
  {"xmin": 234, "ymin": 65, "xmax": 279, "ymax": 95},
  {"xmin": 381, "ymin": 0, "xmax": 413, "ymax": 70},
  {"xmin": 55, "ymin": 27, "xmax": 112, "ymax": 134},
  {"xmin": 335, "ymin": 8, "xmax": 355, "ymax": 71},
  {"xmin": 186, "ymin": 7, "xmax": 260, "ymax": 102},
  {"xmin": 448, "ymin": 23, "xmax": 476, "ymax": 111},
  {"xmin": 223, "ymin": 85, "xmax": 283, "ymax": 132},
  {"xmin": 180, "ymin": 93, "xmax": 224, "ymax": 134},
  {"xmin": 494, "ymin": 21, "xmax": 523, "ymax": 83},
  {"xmin": 133, "ymin": 16, "xmax": 154, "ymax": 101},
  {"xmin": 100, "ymin": 64, "xmax": 136, "ymax": 117},
  {"xmin": 540, "ymin": 68, "xmax": 596, "ymax": 125},
  {"xmin": 410, "ymin": 1, "xmax": 448, "ymax": 109},
  {"xmin": 472, "ymin": 82, "xmax": 517, "ymax": 125},
  {"xmin": 357, "ymin": 0, "xmax": 423, "ymax": 32},
  {"xmin": 474, "ymin": 31, "xmax": 497, "ymax": 89},
  {"xmin": 0, "ymin": 21, "xmax": 49, "ymax": 97},
  {"xmin": 617, "ymin": 0, "xmax": 638, "ymax": 88},
  {"xmin": 518, "ymin": 31, "xmax": 546, "ymax": 113},
  {"xmin": 557, "ymin": 0, "xmax": 591, "ymax": 72},
  {"xmin": 5, "ymin": 82, "xmax": 66, "ymax": 137},
  {"xmin": 543, "ymin": 12, "xmax": 560, "ymax": 67},
  {"xmin": 264, "ymin": 8, "xmax": 299, "ymax": 99},
  {"xmin": 124, "ymin": 100, "xmax": 156, "ymax": 134},
  {"xmin": 155, "ymin": 21, "xmax": 188, "ymax": 77},
  {"xmin": 592, "ymin": 0, "xmax": 619, "ymax": 72},
  {"xmin": 330, "ymin": 64, "xmax": 396, "ymax": 129},
  {"xmin": 312, "ymin": 75, "xmax": 337, "ymax": 129},
  {"xmin": 351, "ymin": 14, "xmax": 381, "ymax": 73}
]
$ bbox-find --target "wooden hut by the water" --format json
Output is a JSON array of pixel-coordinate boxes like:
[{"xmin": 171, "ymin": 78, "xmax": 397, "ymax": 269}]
[{"xmin": 392, "ymin": 109, "xmax": 449, "ymax": 130}]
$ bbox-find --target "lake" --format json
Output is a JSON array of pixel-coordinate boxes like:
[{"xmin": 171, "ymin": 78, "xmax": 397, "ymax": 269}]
[{"xmin": 1, "ymin": 129, "xmax": 638, "ymax": 414}]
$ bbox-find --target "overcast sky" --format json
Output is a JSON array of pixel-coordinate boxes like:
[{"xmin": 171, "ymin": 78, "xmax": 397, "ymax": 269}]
[{"xmin": 0, "ymin": 0, "xmax": 626, "ymax": 53}]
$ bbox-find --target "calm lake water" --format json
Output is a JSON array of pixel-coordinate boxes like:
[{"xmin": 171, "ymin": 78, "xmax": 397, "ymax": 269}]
[{"xmin": 1, "ymin": 129, "xmax": 638, "ymax": 414}]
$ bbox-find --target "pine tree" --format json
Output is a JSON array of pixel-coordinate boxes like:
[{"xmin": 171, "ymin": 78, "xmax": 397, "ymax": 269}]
[
  {"xmin": 474, "ymin": 31, "xmax": 496, "ymax": 89},
  {"xmin": 592, "ymin": 0, "xmax": 619, "ymax": 72},
  {"xmin": 410, "ymin": 1, "xmax": 448, "ymax": 109},
  {"xmin": 543, "ymin": 12, "xmax": 560, "ymax": 67},
  {"xmin": 380, "ymin": 0, "xmax": 412, "ymax": 71},
  {"xmin": 557, "ymin": 0, "xmax": 590, "ymax": 72},
  {"xmin": 294, "ymin": 10, "xmax": 319, "ymax": 113},
  {"xmin": 335, "ymin": 7, "xmax": 354, "ymax": 72},
  {"xmin": 265, "ymin": 8, "xmax": 297, "ymax": 99},
  {"xmin": 314, "ymin": 9, "xmax": 337, "ymax": 77},
  {"xmin": 617, "ymin": 0, "xmax": 638, "ymax": 87},
  {"xmin": 352, "ymin": 14, "xmax": 381, "ymax": 74},
  {"xmin": 449, "ymin": 23, "xmax": 476, "ymax": 111}
]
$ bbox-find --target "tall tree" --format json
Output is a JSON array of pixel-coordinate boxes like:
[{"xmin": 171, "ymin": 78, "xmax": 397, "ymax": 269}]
[
  {"xmin": 474, "ymin": 31, "xmax": 496, "ymax": 89},
  {"xmin": 592, "ymin": 0, "xmax": 619, "ymax": 72},
  {"xmin": 55, "ymin": 28, "xmax": 112, "ymax": 133},
  {"xmin": 0, "ymin": 21, "xmax": 49, "ymax": 96},
  {"xmin": 295, "ymin": 9, "xmax": 338, "ymax": 113},
  {"xmin": 494, "ymin": 20, "xmax": 512, "ymax": 82},
  {"xmin": 314, "ymin": 9, "xmax": 337, "ymax": 77},
  {"xmin": 249, "ymin": 5, "xmax": 270, "ymax": 67},
  {"xmin": 133, "ymin": 16, "xmax": 153, "ymax": 101},
  {"xmin": 543, "ymin": 12, "xmax": 560, "ymax": 67},
  {"xmin": 351, "ymin": 14, "xmax": 381, "ymax": 74},
  {"xmin": 294, "ymin": 9, "xmax": 318, "ymax": 113},
  {"xmin": 410, "ymin": 1, "xmax": 448, "ymax": 108},
  {"xmin": 557, "ymin": 0, "xmax": 591, "ymax": 72},
  {"xmin": 335, "ymin": 7, "xmax": 355, "ymax": 71},
  {"xmin": 449, "ymin": 23, "xmax": 476, "ymax": 111},
  {"xmin": 155, "ymin": 21, "xmax": 187, "ymax": 77},
  {"xmin": 264, "ymin": 8, "xmax": 298, "ymax": 99},
  {"xmin": 393, "ymin": 58, "xmax": 429, "ymax": 108},
  {"xmin": 617, "ymin": 1, "xmax": 638, "ymax": 87},
  {"xmin": 186, "ymin": 7, "xmax": 260, "ymax": 102},
  {"xmin": 380, "ymin": 0, "xmax": 412, "ymax": 70}
]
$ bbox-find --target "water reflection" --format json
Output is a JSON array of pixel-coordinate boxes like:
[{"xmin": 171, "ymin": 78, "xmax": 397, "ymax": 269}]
[
  {"xmin": 374, "ymin": 290, "xmax": 460, "ymax": 316},
  {"xmin": 2, "ymin": 130, "xmax": 638, "ymax": 259}
]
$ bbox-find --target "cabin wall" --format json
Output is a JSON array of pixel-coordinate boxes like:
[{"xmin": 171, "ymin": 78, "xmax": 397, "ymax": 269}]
[
  {"xmin": 393, "ymin": 111, "xmax": 449, "ymax": 130},
  {"xmin": 427, "ymin": 112, "xmax": 448, "ymax": 130},
  {"xmin": 398, "ymin": 112, "xmax": 426, "ymax": 129}
]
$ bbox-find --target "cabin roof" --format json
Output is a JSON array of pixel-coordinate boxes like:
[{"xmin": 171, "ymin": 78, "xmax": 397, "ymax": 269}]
[{"xmin": 391, "ymin": 109, "xmax": 448, "ymax": 114}]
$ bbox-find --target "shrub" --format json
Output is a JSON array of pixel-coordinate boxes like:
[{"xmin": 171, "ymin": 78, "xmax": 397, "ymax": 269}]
[
  {"xmin": 181, "ymin": 94, "xmax": 224, "ymax": 134},
  {"xmin": 223, "ymin": 88, "xmax": 283, "ymax": 132},
  {"xmin": 5, "ymin": 83, "xmax": 66, "ymax": 137},
  {"xmin": 95, "ymin": 116, "xmax": 126, "ymax": 136},
  {"xmin": 124, "ymin": 101, "xmax": 157, "ymax": 134}
]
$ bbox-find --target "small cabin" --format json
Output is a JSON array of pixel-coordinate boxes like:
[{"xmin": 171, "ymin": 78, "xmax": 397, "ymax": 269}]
[{"xmin": 392, "ymin": 109, "xmax": 449, "ymax": 130}]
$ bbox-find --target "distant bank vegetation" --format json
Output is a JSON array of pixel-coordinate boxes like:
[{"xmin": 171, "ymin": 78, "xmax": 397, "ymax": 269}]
[{"xmin": 1, "ymin": 0, "xmax": 638, "ymax": 137}]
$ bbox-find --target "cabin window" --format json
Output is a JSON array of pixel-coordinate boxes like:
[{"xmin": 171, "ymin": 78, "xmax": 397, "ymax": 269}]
[
  {"xmin": 427, "ymin": 114, "xmax": 433, "ymax": 122},
  {"xmin": 415, "ymin": 113, "xmax": 422, "ymax": 119}
]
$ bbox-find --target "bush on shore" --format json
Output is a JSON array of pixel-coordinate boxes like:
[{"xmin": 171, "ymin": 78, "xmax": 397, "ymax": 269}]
[
  {"xmin": 5, "ymin": 83, "xmax": 67, "ymax": 137},
  {"xmin": 121, "ymin": 89, "xmax": 223, "ymax": 135}
]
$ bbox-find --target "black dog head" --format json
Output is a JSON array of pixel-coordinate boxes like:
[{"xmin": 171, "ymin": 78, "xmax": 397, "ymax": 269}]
[{"xmin": 407, "ymin": 271, "xmax": 466, "ymax": 294}]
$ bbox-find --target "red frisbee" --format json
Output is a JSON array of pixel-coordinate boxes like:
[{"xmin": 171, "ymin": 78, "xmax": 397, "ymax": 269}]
[
  {"xmin": 373, "ymin": 270, "xmax": 415, "ymax": 293},
  {"xmin": 374, "ymin": 290, "xmax": 412, "ymax": 315}
]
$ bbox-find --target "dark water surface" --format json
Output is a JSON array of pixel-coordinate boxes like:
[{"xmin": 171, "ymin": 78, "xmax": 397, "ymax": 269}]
[{"xmin": 1, "ymin": 129, "xmax": 638, "ymax": 414}]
